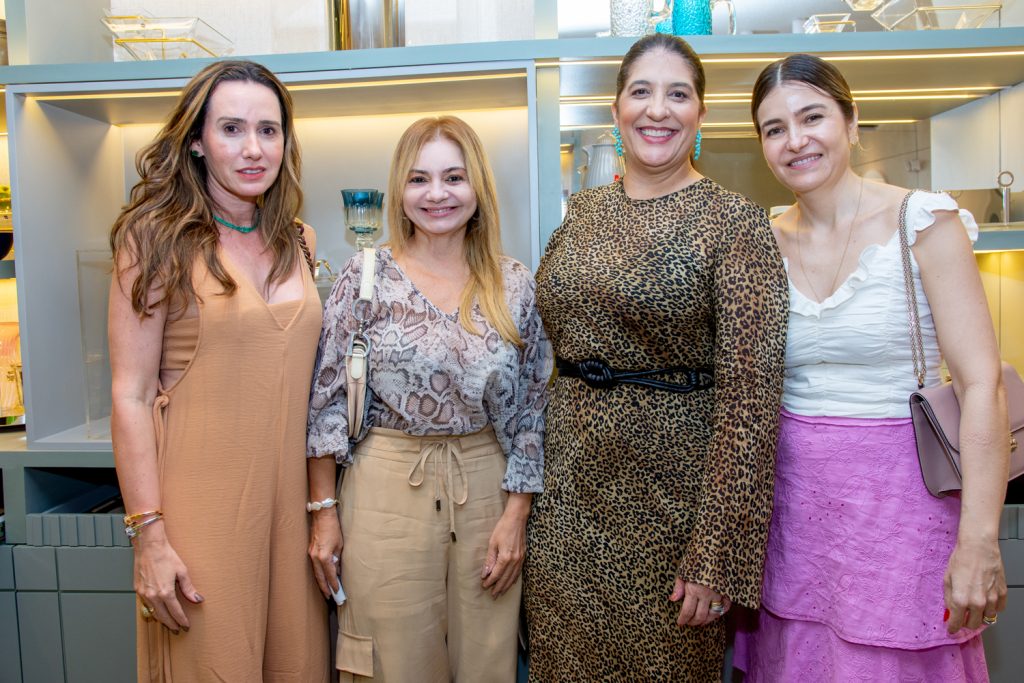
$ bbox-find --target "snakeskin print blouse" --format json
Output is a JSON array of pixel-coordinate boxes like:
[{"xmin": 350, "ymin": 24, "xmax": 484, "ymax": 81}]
[{"xmin": 307, "ymin": 246, "xmax": 552, "ymax": 493}]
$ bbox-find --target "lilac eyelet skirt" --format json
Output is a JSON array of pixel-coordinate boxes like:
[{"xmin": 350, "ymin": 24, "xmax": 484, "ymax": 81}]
[{"xmin": 733, "ymin": 408, "xmax": 990, "ymax": 682}]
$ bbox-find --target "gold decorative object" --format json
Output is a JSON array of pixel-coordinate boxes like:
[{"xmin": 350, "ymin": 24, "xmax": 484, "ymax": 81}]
[{"xmin": 328, "ymin": 0, "xmax": 404, "ymax": 50}]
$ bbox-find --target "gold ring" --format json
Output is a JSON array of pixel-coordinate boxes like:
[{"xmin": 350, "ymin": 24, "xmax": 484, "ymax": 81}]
[
  {"xmin": 140, "ymin": 603, "xmax": 154, "ymax": 619},
  {"xmin": 983, "ymin": 614, "xmax": 997, "ymax": 626}
]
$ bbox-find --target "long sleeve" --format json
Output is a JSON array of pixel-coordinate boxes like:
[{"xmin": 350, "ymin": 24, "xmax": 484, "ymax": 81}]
[
  {"xmin": 678, "ymin": 197, "xmax": 788, "ymax": 609},
  {"xmin": 493, "ymin": 264, "xmax": 552, "ymax": 493},
  {"xmin": 306, "ymin": 252, "xmax": 365, "ymax": 464}
]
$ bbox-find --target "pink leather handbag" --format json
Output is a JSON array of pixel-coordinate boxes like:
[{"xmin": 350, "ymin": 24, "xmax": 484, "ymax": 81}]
[
  {"xmin": 909, "ymin": 363, "xmax": 1024, "ymax": 497},
  {"xmin": 898, "ymin": 190, "xmax": 1024, "ymax": 497}
]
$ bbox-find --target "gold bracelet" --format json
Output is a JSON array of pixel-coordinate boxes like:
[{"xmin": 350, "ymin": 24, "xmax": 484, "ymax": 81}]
[
  {"xmin": 125, "ymin": 513, "xmax": 164, "ymax": 539},
  {"xmin": 124, "ymin": 509, "xmax": 162, "ymax": 525}
]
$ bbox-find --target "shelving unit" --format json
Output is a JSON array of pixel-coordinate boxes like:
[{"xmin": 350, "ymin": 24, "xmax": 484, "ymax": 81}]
[
  {"xmin": 6, "ymin": 58, "xmax": 542, "ymax": 451},
  {"xmin": 3, "ymin": 28, "xmax": 1024, "ymax": 453},
  {"xmin": 0, "ymin": 20, "xmax": 1022, "ymax": 682}
]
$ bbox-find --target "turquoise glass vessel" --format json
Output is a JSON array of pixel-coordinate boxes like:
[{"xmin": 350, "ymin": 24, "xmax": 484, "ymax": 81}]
[
  {"xmin": 341, "ymin": 189, "xmax": 383, "ymax": 249},
  {"xmin": 656, "ymin": 0, "xmax": 736, "ymax": 36}
]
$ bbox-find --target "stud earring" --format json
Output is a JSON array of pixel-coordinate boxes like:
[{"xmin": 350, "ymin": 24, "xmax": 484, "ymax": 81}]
[
  {"xmin": 612, "ymin": 126, "xmax": 624, "ymax": 158},
  {"xmin": 190, "ymin": 149, "xmax": 201, "ymax": 158},
  {"xmin": 693, "ymin": 129, "xmax": 702, "ymax": 161}
]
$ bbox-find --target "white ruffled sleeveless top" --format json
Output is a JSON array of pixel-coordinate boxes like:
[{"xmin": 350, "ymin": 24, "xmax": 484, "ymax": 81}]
[{"xmin": 782, "ymin": 191, "xmax": 978, "ymax": 419}]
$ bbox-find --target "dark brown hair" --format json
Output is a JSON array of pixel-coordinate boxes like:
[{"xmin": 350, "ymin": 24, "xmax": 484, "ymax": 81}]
[
  {"xmin": 615, "ymin": 33, "xmax": 706, "ymax": 104},
  {"xmin": 751, "ymin": 53, "xmax": 855, "ymax": 136},
  {"xmin": 110, "ymin": 60, "xmax": 303, "ymax": 316}
]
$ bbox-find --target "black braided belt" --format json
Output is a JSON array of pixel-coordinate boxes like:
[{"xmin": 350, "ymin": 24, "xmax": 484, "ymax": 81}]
[{"xmin": 555, "ymin": 357, "xmax": 714, "ymax": 394}]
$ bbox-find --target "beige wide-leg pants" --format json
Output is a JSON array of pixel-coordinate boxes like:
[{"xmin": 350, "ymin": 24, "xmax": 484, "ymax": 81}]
[{"xmin": 336, "ymin": 426, "xmax": 520, "ymax": 683}]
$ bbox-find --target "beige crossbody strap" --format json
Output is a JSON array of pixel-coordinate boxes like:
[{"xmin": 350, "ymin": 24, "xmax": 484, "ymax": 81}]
[{"xmin": 346, "ymin": 248, "xmax": 376, "ymax": 438}]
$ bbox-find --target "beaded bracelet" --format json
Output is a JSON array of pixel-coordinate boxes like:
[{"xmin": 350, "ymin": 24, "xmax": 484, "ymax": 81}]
[
  {"xmin": 306, "ymin": 498, "xmax": 339, "ymax": 512},
  {"xmin": 125, "ymin": 512, "xmax": 164, "ymax": 539}
]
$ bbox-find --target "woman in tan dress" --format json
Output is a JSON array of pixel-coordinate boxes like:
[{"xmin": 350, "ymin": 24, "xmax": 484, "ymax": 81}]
[
  {"xmin": 108, "ymin": 61, "xmax": 329, "ymax": 681},
  {"xmin": 524, "ymin": 34, "xmax": 788, "ymax": 680}
]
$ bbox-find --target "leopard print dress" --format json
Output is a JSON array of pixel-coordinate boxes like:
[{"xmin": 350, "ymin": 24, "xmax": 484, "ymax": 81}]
[{"xmin": 524, "ymin": 179, "xmax": 788, "ymax": 681}]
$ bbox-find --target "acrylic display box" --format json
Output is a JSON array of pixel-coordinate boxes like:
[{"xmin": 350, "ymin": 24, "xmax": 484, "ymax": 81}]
[
  {"xmin": 76, "ymin": 251, "xmax": 113, "ymax": 443},
  {"xmin": 102, "ymin": 12, "xmax": 233, "ymax": 61},
  {"xmin": 871, "ymin": 0, "xmax": 1002, "ymax": 31}
]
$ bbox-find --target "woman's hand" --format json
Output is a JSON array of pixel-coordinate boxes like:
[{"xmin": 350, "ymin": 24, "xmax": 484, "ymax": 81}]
[
  {"xmin": 133, "ymin": 524, "xmax": 203, "ymax": 633},
  {"xmin": 944, "ymin": 536, "xmax": 1007, "ymax": 633},
  {"xmin": 308, "ymin": 510, "xmax": 344, "ymax": 599},
  {"xmin": 670, "ymin": 578, "xmax": 731, "ymax": 627},
  {"xmin": 481, "ymin": 492, "xmax": 532, "ymax": 599}
]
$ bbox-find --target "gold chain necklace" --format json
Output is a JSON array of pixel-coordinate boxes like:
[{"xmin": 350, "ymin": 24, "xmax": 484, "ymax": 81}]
[{"xmin": 796, "ymin": 178, "xmax": 865, "ymax": 303}]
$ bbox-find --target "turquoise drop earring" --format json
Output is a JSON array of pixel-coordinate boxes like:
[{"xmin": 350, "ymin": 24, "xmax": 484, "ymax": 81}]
[
  {"xmin": 612, "ymin": 126, "xmax": 624, "ymax": 157},
  {"xmin": 693, "ymin": 130, "xmax": 702, "ymax": 161}
]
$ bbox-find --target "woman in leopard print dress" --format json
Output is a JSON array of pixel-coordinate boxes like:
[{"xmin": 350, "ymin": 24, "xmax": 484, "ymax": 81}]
[{"xmin": 524, "ymin": 35, "xmax": 788, "ymax": 681}]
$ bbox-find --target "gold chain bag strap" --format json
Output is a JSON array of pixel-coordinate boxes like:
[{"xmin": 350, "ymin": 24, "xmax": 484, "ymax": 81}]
[
  {"xmin": 898, "ymin": 190, "xmax": 1024, "ymax": 497},
  {"xmin": 345, "ymin": 248, "xmax": 376, "ymax": 438}
]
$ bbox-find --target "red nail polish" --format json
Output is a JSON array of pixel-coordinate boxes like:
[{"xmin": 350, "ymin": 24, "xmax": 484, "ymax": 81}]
[{"xmin": 943, "ymin": 609, "xmax": 950, "ymax": 622}]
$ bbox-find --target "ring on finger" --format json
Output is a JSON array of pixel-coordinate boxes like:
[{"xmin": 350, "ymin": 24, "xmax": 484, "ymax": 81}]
[
  {"xmin": 709, "ymin": 600, "xmax": 725, "ymax": 615},
  {"xmin": 140, "ymin": 603, "xmax": 154, "ymax": 620},
  {"xmin": 983, "ymin": 614, "xmax": 997, "ymax": 626},
  {"xmin": 331, "ymin": 554, "xmax": 339, "ymax": 564}
]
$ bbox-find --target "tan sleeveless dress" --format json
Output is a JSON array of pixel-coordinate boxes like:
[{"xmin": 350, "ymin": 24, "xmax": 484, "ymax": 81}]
[{"xmin": 138, "ymin": 250, "xmax": 329, "ymax": 682}]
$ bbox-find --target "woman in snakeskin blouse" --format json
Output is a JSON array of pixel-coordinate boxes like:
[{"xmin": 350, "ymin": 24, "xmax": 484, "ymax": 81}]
[{"xmin": 306, "ymin": 115, "xmax": 551, "ymax": 682}]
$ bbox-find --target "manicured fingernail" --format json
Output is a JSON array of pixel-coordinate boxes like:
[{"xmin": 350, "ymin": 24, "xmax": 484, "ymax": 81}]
[
  {"xmin": 171, "ymin": 629, "xmax": 180, "ymax": 636},
  {"xmin": 943, "ymin": 609, "xmax": 950, "ymax": 622},
  {"xmin": 182, "ymin": 626, "xmax": 189, "ymax": 633},
  {"xmin": 194, "ymin": 593, "xmax": 204, "ymax": 603}
]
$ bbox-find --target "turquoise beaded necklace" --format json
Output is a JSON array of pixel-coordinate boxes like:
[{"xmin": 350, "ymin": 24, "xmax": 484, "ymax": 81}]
[{"xmin": 213, "ymin": 214, "xmax": 257, "ymax": 234}]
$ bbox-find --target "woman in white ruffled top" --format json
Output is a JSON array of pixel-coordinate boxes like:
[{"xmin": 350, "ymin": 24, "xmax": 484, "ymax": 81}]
[{"xmin": 734, "ymin": 54, "xmax": 1010, "ymax": 682}]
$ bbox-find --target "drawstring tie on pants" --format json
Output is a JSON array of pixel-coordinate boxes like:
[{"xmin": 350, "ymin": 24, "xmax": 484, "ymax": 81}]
[{"xmin": 407, "ymin": 438, "xmax": 468, "ymax": 541}]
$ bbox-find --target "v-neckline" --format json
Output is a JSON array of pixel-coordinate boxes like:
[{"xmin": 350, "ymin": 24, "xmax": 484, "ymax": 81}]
[
  {"xmin": 385, "ymin": 247, "xmax": 461, "ymax": 320},
  {"xmin": 218, "ymin": 246, "xmax": 308, "ymax": 331},
  {"xmin": 785, "ymin": 226, "xmax": 902, "ymax": 306}
]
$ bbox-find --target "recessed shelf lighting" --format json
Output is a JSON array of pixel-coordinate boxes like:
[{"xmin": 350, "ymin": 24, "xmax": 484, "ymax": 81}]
[
  {"xmin": 558, "ymin": 49, "xmax": 1024, "ymax": 68},
  {"xmin": 562, "ymin": 85, "xmax": 1000, "ymax": 107},
  {"xmin": 30, "ymin": 73, "xmax": 527, "ymax": 102},
  {"xmin": 561, "ymin": 118, "xmax": 917, "ymax": 131}
]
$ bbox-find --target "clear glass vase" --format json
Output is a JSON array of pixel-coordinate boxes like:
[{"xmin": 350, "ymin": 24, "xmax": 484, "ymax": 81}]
[{"xmin": 610, "ymin": 0, "xmax": 672, "ymax": 37}]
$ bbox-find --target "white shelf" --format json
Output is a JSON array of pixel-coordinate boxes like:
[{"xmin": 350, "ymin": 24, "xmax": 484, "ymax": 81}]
[
  {"xmin": 31, "ymin": 419, "xmax": 111, "ymax": 452},
  {"xmin": 17, "ymin": 64, "xmax": 531, "ymax": 125},
  {"xmin": 3, "ymin": 29, "xmax": 1024, "ymax": 83}
]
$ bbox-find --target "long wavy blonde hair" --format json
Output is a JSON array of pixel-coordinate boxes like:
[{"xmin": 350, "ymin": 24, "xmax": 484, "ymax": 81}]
[
  {"xmin": 387, "ymin": 116, "xmax": 522, "ymax": 347},
  {"xmin": 110, "ymin": 60, "xmax": 303, "ymax": 316}
]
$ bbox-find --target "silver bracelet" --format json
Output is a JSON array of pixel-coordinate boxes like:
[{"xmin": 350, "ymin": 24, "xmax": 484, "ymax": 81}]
[{"xmin": 306, "ymin": 497, "xmax": 339, "ymax": 512}]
